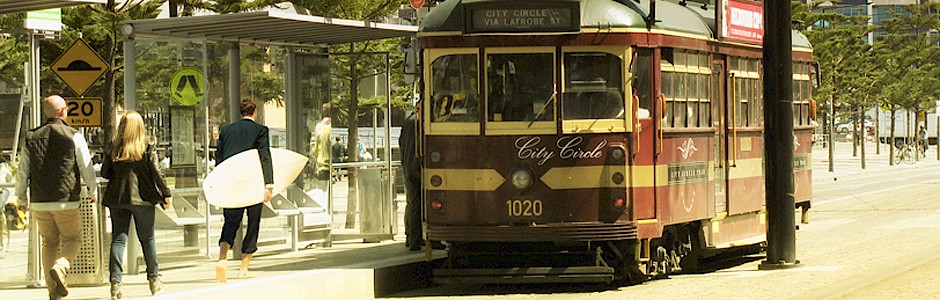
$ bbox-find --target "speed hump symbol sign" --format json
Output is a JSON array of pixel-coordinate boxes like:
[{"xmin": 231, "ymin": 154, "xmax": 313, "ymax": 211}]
[
  {"xmin": 64, "ymin": 97, "xmax": 102, "ymax": 127},
  {"xmin": 50, "ymin": 39, "xmax": 109, "ymax": 97},
  {"xmin": 170, "ymin": 68, "xmax": 205, "ymax": 106}
]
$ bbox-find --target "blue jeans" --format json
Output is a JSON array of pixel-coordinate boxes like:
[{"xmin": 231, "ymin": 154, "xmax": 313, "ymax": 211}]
[{"xmin": 108, "ymin": 204, "xmax": 159, "ymax": 283}]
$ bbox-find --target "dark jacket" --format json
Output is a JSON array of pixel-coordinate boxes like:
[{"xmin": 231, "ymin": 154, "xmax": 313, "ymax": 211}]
[
  {"xmin": 101, "ymin": 144, "xmax": 171, "ymax": 206},
  {"xmin": 216, "ymin": 118, "xmax": 274, "ymax": 185},
  {"xmin": 399, "ymin": 112, "xmax": 420, "ymax": 182},
  {"xmin": 22, "ymin": 118, "xmax": 84, "ymax": 203}
]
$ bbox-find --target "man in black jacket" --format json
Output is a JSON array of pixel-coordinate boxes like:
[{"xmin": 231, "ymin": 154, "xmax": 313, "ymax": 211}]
[
  {"xmin": 214, "ymin": 99, "xmax": 273, "ymax": 282},
  {"xmin": 400, "ymin": 105, "xmax": 423, "ymax": 251},
  {"xmin": 16, "ymin": 95, "xmax": 98, "ymax": 299}
]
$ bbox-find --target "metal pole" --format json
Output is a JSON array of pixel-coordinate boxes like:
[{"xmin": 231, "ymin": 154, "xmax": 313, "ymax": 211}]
[
  {"xmin": 385, "ymin": 53, "xmax": 394, "ymax": 235},
  {"xmin": 202, "ymin": 41, "xmax": 212, "ymax": 259},
  {"xmin": 828, "ymin": 87, "xmax": 834, "ymax": 172},
  {"xmin": 124, "ymin": 37, "xmax": 137, "ymax": 110},
  {"xmin": 228, "ymin": 43, "xmax": 241, "ymax": 124},
  {"xmin": 760, "ymin": 0, "xmax": 798, "ymax": 270},
  {"xmin": 26, "ymin": 32, "xmax": 42, "ymax": 287}
]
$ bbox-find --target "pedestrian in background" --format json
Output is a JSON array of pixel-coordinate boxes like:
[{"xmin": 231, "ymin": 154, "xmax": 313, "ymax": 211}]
[
  {"xmin": 100, "ymin": 111, "xmax": 171, "ymax": 299},
  {"xmin": 311, "ymin": 103, "xmax": 332, "ymax": 187},
  {"xmin": 15, "ymin": 95, "xmax": 98, "ymax": 300},
  {"xmin": 918, "ymin": 125, "xmax": 927, "ymax": 154},
  {"xmin": 332, "ymin": 137, "xmax": 347, "ymax": 163},
  {"xmin": 214, "ymin": 99, "xmax": 274, "ymax": 282}
]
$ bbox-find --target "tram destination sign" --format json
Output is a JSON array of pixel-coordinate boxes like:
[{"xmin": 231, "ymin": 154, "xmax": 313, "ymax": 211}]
[{"xmin": 465, "ymin": 1, "xmax": 580, "ymax": 33}]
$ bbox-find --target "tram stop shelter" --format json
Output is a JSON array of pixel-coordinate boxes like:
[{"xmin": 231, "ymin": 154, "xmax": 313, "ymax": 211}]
[{"xmin": 120, "ymin": 9, "xmax": 416, "ymax": 273}]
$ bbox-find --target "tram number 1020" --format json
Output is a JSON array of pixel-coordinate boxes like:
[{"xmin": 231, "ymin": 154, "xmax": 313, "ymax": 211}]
[{"xmin": 506, "ymin": 199, "xmax": 543, "ymax": 217}]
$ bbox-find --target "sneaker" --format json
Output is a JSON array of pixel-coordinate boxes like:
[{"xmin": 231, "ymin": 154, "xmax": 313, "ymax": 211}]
[
  {"xmin": 149, "ymin": 278, "xmax": 164, "ymax": 295},
  {"xmin": 49, "ymin": 264, "xmax": 68, "ymax": 297},
  {"xmin": 110, "ymin": 283, "xmax": 122, "ymax": 299}
]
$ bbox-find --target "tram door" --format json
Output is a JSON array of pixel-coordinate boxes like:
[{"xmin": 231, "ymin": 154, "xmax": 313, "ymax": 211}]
[{"xmin": 712, "ymin": 59, "xmax": 728, "ymax": 215}]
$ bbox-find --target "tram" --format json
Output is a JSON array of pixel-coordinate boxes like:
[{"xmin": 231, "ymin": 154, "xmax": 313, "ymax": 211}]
[{"xmin": 415, "ymin": 0, "xmax": 815, "ymax": 284}]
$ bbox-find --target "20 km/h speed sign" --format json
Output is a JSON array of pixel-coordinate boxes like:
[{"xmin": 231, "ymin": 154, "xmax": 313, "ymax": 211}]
[
  {"xmin": 410, "ymin": 0, "xmax": 424, "ymax": 9},
  {"xmin": 64, "ymin": 97, "xmax": 102, "ymax": 127}
]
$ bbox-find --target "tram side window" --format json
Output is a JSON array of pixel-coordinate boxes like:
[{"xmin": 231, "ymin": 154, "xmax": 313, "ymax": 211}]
[
  {"xmin": 487, "ymin": 53, "xmax": 555, "ymax": 122},
  {"xmin": 731, "ymin": 57, "xmax": 761, "ymax": 128},
  {"xmin": 562, "ymin": 52, "xmax": 624, "ymax": 120},
  {"xmin": 750, "ymin": 60, "xmax": 763, "ymax": 126},
  {"xmin": 661, "ymin": 72, "xmax": 674, "ymax": 127},
  {"xmin": 792, "ymin": 63, "xmax": 811, "ymax": 126},
  {"xmin": 430, "ymin": 54, "xmax": 479, "ymax": 123},
  {"xmin": 634, "ymin": 49, "xmax": 654, "ymax": 119},
  {"xmin": 662, "ymin": 50, "xmax": 710, "ymax": 128}
]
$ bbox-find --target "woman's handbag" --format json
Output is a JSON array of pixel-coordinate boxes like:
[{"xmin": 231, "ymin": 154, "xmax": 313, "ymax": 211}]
[{"xmin": 137, "ymin": 148, "xmax": 169, "ymax": 204}]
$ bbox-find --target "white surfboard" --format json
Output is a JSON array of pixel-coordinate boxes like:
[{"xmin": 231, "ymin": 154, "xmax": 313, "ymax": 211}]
[{"xmin": 203, "ymin": 148, "xmax": 308, "ymax": 208}]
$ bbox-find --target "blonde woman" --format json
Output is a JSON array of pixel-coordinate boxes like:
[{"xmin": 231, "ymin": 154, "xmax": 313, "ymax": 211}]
[{"xmin": 101, "ymin": 111, "xmax": 171, "ymax": 299}]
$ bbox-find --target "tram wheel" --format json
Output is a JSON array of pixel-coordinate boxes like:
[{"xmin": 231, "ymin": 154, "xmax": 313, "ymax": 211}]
[
  {"xmin": 604, "ymin": 241, "xmax": 647, "ymax": 286},
  {"xmin": 677, "ymin": 224, "xmax": 704, "ymax": 273}
]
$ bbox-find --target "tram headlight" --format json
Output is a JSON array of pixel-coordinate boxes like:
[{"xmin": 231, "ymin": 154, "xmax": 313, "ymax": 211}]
[
  {"xmin": 511, "ymin": 169, "xmax": 534, "ymax": 190},
  {"xmin": 430, "ymin": 151, "xmax": 442, "ymax": 163},
  {"xmin": 612, "ymin": 172, "xmax": 625, "ymax": 185},
  {"xmin": 610, "ymin": 147, "xmax": 625, "ymax": 160}
]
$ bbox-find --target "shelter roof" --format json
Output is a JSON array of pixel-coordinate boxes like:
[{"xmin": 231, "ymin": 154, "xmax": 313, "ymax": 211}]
[
  {"xmin": 0, "ymin": 0, "xmax": 106, "ymax": 14},
  {"xmin": 123, "ymin": 10, "xmax": 417, "ymax": 47}
]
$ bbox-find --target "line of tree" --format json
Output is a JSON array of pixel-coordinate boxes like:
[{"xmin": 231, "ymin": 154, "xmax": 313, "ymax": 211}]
[{"xmin": 793, "ymin": 1, "xmax": 940, "ymax": 165}]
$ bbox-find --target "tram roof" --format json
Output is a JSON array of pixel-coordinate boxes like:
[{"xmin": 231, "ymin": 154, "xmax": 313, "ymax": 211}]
[
  {"xmin": 421, "ymin": 0, "xmax": 713, "ymax": 36},
  {"xmin": 420, "ymin": 0, "xmax": 812, "ymax": 50},
  {"xmin": 0, "ymin": 0, "xmax": 106, "ymax": 14},
  {"xmin": 122, "ymin": 10, "xmax": 416, "ymax": 47}
]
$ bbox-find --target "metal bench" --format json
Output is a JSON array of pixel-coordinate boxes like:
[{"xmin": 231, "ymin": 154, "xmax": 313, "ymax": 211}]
[{"xmin": 285, "ymin": 185, "xmax": 332, "ymax": 248}]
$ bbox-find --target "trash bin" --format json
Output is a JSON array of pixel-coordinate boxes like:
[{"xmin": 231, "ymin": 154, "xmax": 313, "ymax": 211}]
[
  {"xmin": 357, "ymin": 167, "xmax": 391, "ymax": 241},
  {"xmin": 69, "ymin": 183, "xmax": 108, "ymax": 286}
]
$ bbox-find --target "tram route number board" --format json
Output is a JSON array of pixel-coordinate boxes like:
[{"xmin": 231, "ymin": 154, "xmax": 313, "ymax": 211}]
[{"xmin": 64, "ymin": 97, "xmax": 102, "ymax": 127}]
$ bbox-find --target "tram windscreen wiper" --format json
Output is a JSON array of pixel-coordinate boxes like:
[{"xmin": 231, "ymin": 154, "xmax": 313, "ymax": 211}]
[{"xmin": 529, "ymin": 91, "xmax": 556, "ymax": 127}]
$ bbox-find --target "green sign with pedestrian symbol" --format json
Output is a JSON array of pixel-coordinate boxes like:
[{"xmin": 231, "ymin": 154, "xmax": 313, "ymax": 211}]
[{"xmin": 170, "ymin": 68, "xmax": 205, "ymax": 106}]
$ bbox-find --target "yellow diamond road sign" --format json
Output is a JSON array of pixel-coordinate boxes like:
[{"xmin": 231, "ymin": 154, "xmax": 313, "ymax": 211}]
[{"xmin": 50, "ymin": 39, "xmax": 109, "ymax": 97}]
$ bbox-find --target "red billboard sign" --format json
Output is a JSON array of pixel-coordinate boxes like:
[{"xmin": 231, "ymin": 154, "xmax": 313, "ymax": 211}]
[{"xmin": 722, "ymin": 0, "xmax": 763, "ymax": 43}]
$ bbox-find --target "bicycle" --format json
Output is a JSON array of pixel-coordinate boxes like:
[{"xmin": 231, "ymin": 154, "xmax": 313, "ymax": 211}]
[{"xmin": 894, "ymin": 142, "xmax": 924, "ymax": 165}]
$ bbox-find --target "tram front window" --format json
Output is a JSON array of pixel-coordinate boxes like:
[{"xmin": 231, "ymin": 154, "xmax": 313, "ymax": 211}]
[
  {"xmin": 563, "ymin": 52, "xmax": 624, "ymax": 120},
  {"xmin": 486, "ymin": 53, "xmax": 555, "ymax": 122},
  {"xmin": 430, "ymin": 54, "xmax": 479, "ymax": 123}
]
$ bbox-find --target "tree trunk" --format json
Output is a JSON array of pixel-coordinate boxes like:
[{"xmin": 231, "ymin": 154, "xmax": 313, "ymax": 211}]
[
  {"xmin": 102, "ymin": 25, "xmax": 119, "ymax": 152},
  {"xmin": 890, "ymin": 108, "xmax": 896, "ymax": 166},
  {"xmin": 858, "ymin": 108, "xmax": 865, "ymax": 169},
  {"xmin": 345, "ymin": 42, "xmax": 360, "ymax": 229}
]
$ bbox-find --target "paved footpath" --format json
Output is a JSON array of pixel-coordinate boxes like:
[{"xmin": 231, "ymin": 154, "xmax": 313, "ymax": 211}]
[{"xmin": 0, "ymin": 141, "xmax": 933, "ymax": 300}]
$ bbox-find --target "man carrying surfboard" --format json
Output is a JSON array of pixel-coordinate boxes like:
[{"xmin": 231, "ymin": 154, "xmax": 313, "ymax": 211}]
[{"xmin": 214, "ymin": 99, "xmax": 274, "ymax": 283}]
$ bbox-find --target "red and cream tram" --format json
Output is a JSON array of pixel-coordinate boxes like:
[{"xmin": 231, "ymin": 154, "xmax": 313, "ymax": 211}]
[{"xmin": 416, "ymin": 0, "xmax": 814, "ymax": 284}]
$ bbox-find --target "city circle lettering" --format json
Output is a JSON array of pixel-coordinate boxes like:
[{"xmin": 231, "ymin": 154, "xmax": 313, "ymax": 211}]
[
  {"xmin": 479, "ymin": 8, "xmax": 564, "ymax": 28},
  {"xmin": 515, "ymin": 136, "xmax": 607, "ymax": 165}
]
